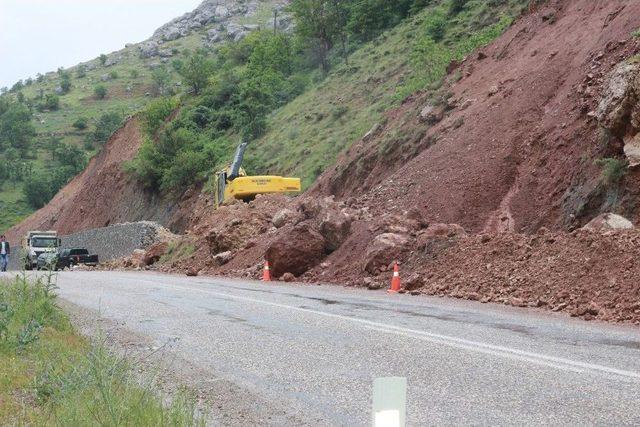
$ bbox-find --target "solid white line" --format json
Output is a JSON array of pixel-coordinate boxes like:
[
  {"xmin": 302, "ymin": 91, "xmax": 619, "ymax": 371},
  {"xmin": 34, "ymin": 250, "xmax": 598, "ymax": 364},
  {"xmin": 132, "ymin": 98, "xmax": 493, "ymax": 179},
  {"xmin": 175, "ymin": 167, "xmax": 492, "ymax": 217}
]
[{"xmin": 60, "ymin": 273, "xmax": 640, "ymax": 381}]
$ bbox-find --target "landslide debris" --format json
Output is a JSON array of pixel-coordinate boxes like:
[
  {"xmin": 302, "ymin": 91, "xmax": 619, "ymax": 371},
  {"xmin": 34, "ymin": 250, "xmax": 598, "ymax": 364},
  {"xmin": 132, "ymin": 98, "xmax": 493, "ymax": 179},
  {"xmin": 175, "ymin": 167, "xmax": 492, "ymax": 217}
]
[{"xmin": 147, "ymin": 1, "xmax": 640, "ymax": 325}]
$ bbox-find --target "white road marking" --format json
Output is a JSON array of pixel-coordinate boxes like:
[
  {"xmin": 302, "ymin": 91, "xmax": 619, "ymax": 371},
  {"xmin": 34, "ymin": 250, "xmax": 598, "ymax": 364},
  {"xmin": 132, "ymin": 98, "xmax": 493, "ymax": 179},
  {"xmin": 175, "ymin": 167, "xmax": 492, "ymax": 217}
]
[{"xmin": 105, "ymin": 275, "xmax": 640, "ymax": 381}]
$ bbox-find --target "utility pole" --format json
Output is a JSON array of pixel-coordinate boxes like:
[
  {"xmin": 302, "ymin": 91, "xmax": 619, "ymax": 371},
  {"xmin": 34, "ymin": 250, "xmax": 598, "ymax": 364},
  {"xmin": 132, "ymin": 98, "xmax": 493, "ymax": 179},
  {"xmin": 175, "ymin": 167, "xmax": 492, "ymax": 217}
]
[{"xmin": 273, "ymin": 9, "xmax": 278, "ymax": 35}]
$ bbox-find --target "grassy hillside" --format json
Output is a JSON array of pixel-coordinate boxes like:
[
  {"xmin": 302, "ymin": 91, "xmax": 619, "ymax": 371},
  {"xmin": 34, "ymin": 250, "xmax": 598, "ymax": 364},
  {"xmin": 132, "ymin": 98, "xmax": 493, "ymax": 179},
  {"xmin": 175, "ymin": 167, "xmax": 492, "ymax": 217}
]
[
  {"xmin": 247, "ymin": 0, "xmax": 529, "ymax": 188},
  {"xmin": 129, "ymin": 0, "xmax": 530, "ymax": 193},
  {"xmin": 0, "ymin": 0, "xmax": 281, "ymax": 234}
]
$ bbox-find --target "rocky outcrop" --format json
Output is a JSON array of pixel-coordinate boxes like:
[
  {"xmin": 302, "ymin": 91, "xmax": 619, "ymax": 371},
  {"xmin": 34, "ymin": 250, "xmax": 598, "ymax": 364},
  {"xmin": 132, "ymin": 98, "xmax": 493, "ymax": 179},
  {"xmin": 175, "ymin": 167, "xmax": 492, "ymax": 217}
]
[
  {"xmin": 597, "ymin": 61, "xmax": 640, "ymax": 167},
  {"xmin": 272, "ymin": 208, "xmax": 297, "ymax": 228},
  {"xmin": 139, "ymin": 41, "xmax": 160, "ymax": 58},
  {"xmin": 583, "ymin": 213, "xmax": 634, "ymax": 231},
  {"xmin": 151, "ymin": 0, "xmax": 290, "ymax": 45}
]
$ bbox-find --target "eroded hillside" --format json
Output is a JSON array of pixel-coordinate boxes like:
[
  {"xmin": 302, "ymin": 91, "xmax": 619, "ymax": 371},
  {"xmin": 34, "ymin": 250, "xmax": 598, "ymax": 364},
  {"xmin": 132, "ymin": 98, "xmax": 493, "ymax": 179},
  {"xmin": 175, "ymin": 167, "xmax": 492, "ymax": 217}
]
[
  {"xmin": 9, "ymin": 1, "xmax": 640, "ymax": 323},
  {"xmin": 150, "ymin": 0, "xmax": 640, "ymax": 323}
]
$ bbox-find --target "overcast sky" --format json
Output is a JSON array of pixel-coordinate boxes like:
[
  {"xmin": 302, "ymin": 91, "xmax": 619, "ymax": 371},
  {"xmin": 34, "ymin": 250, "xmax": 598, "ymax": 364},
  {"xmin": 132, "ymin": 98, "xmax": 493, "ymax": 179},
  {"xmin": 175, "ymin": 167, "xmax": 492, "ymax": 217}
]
[{"xmin": 0, "ymin": 0, "xmax": 202, "ymax": 88}]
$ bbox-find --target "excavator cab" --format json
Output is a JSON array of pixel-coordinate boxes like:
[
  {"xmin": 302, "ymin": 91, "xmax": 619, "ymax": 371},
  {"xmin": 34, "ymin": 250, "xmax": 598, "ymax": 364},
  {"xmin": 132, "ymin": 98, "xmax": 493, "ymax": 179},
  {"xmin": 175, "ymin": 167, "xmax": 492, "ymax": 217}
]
[{"xmin": 213, "ymin": 141, "xmax": 301, "ymax": 209}]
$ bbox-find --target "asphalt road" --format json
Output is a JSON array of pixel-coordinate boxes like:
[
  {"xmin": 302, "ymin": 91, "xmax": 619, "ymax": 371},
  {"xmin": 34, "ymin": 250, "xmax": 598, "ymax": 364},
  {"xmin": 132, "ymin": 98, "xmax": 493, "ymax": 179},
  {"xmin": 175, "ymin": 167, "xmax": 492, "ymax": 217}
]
[{"xmin": 12, "ymin": 271, "xmax": 640, "ymax": 425}]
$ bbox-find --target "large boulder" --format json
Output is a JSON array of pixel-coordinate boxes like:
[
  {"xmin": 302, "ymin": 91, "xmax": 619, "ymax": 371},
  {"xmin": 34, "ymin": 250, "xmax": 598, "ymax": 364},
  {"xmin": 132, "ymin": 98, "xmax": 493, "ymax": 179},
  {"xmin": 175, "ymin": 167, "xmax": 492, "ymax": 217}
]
[
  {"xmin": 272, "ymin": 208, "xmax": 297, "ymax": 228},
  {"xmin": 418, "ymin": 104, "xmax": 445, "ymax": 124},
  {"xmin": 364, "ymin": 233, "xmax": 410, "ymax": 274},
  {"xmin": 597, "ymin": 62, "xmax": 640, "ymax": 166},
  {"xmin": 319, "ymin": 211, "xmax": 351, "ymax": 252},
  {"xmin": 143, "ymin": 241, "xmax": 169, "ymax": 266},
  {"xmin": 265, "ymin": 224, "xmax": 327, "ymax": 277},
  {"xmin": 583, "ymin": 213, "xmax": 634, "ymax": 231}
]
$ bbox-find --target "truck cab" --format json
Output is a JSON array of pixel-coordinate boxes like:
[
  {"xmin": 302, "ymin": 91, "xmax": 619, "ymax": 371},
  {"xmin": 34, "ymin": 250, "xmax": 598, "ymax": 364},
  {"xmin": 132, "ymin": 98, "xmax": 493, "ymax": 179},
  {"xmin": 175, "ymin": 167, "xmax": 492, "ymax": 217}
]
[{"xmin": 22, "ymin": 231, "xmax": 60, "ymax": 270}]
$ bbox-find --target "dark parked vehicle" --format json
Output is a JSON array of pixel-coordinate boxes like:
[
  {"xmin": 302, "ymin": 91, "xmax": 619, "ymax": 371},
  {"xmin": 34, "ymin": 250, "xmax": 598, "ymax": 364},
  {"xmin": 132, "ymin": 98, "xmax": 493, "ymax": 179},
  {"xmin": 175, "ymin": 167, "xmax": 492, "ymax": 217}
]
[
  {"xmin": 57, "ymin": 248, "xmax": 99, "ymax": 269},
  {"xmin": 36, "ymin": 252, "xmax": 59, "ymax": 270}
]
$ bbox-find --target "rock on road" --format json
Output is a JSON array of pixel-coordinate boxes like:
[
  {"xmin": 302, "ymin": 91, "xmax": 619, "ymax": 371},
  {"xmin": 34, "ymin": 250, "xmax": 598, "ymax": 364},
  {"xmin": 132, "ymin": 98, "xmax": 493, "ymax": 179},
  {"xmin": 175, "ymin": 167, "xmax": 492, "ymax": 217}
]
[{"xmin": 11, "ymin": 271, "xmax": 640, "ymax": 425}]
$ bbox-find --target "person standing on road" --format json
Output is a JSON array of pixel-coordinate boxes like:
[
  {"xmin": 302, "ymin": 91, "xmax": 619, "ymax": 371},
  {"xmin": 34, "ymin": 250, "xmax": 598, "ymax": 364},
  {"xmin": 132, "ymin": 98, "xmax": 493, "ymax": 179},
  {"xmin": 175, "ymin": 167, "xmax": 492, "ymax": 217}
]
[{"xmin": 0, "ymin": 235, "xmax": 10, "ymax": 272}]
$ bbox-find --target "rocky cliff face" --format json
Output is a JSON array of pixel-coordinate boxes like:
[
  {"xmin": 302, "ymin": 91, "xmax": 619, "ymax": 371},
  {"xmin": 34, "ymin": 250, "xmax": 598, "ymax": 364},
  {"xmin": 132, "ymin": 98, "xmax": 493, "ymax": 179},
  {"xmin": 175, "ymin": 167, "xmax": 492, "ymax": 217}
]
[
  {"xmin": 151, "ymin": 0, "xmax": 291, "ymax": 43},
  {"xmin": 136, "ymin": 0, "xmax": 291, "ymax": 63},
  {"xmin": 597, "ymin": 61, "xmax": 640, "ymax": 167}
]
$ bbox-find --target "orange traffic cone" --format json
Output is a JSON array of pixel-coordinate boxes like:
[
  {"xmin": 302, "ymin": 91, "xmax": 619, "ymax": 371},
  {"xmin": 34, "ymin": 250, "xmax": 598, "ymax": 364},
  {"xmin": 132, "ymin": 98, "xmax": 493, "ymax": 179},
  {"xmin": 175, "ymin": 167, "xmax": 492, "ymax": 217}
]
[
  {"xmin": 388, "ymin": 261, "xmax": 401, "ymax": 293},
  {"xmin": 262, "ymin": 260, "xmax": 272, "ymax": 282}
]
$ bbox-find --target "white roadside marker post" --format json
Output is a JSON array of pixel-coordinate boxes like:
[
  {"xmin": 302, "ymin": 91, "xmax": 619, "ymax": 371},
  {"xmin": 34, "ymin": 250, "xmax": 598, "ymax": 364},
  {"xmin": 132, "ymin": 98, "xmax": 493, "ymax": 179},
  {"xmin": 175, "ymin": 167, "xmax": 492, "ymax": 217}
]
[{"xmin": 372, "ymin": 377, "xmax": 407, "ymax": 427}]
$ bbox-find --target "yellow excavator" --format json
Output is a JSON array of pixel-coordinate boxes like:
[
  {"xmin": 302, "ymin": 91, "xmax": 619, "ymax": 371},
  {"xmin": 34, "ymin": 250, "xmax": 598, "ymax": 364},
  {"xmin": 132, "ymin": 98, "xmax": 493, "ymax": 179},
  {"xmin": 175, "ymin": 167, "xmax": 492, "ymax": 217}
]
[{"xmin": 214, "ymin": 141, "xmax": 301, "ymax": 208}]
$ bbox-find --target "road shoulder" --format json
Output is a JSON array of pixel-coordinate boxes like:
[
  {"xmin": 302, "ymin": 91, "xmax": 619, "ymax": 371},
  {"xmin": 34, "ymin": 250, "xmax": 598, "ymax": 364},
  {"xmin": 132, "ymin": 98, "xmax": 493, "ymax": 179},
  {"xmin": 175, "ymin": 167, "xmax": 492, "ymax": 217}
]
[{"xmin": 60, "ymin": 298, "xmax": 319, "ymax": 426}]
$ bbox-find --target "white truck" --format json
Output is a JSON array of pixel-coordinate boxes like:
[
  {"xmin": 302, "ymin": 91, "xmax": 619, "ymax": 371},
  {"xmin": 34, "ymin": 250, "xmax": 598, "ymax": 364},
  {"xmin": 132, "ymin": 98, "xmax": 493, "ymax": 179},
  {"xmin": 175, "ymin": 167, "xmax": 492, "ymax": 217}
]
[{"xmin": 22, "ymin": 231, "xmax": 60, "ymax": 270}]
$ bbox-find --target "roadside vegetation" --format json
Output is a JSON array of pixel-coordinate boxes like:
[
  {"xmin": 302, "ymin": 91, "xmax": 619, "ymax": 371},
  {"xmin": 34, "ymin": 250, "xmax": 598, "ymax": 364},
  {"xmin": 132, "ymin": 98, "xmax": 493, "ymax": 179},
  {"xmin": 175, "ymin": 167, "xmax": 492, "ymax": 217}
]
[{"xmin": 0, "ymin": 274, "xmax": 204, "ymax": 425}]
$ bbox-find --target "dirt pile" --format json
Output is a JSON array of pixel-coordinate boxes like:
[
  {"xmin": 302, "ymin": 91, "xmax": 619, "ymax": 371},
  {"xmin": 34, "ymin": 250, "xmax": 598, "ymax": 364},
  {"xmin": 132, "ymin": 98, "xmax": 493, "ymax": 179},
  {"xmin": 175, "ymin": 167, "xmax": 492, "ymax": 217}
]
[{"xmin": 404, "ymin": 228, "xmax": 640, "ymax": 323}]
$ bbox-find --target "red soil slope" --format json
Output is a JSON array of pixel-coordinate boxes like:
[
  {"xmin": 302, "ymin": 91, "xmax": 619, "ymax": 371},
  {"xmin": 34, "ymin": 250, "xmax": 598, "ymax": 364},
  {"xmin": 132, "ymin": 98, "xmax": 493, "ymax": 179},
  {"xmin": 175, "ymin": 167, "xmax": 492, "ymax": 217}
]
[
  {"xmin": 313, "ymin": 0, "xmax": 640, "ymax": 232},
  {"xmin": 6, "ymin": 118, "xmax": 194, "ymax": 243}
]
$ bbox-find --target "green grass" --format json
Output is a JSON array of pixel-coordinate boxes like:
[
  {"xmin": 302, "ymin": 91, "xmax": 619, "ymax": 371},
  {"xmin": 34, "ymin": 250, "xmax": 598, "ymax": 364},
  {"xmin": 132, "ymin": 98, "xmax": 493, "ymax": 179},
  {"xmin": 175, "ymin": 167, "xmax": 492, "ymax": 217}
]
[
  {"xmin": 159, "ymin": 240, "xmax": 196, "ymax": 265},
  {"xmin": 0, "ymin": 274, "xmax": 204, "ymax": 425},
  {"xmin": 595, "ymin": 157, "xmax": 629, "ymax": 187}
]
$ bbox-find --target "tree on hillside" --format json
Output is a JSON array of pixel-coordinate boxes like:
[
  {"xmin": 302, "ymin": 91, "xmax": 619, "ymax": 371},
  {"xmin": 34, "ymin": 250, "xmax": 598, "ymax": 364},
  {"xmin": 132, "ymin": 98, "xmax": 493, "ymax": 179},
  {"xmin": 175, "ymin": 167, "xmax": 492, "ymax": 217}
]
[
  {"xmin": 99, "ymin": 54, "xmax": 108, "ymax": 66},
  {"xmin": 0, "ymin": 101, "xmax": 35, "ymax": 153},
  {"xmin": 178, "ymin": 53, "xmax": 215, "ymax": 95},
  {"xmin": 39, "ymin": 94, "xmax": 60, "ymax": 111},
  {"xmin": 76, "ymin": 65, "xmax": 87, "ymax": 78},
  {"xmin": 346, "ymin": 0, "xmax": 417, "ymax": 40},
  {"xmin": 90, "ymin": 112, "xmax": 122, "ymax": 145},
  {"xmin": 289, "ymin": 0, "xmax": 348, "ymax": 71},
  {"xmin": 449, "ymin": 0, "xmax": 467, "ymax": 15},
  {"xmin": 151, "ymin": 66, "xmax": 172, "ymax": 96},
  {"xmin": 94, "ymin": 85, "xmax": 108, "ymax": 99},
  {"xmin": 60, "ymin": 73, "xmax": 72, "ymax": 94},
  {"xmin": 10, "ymin": 80, "xmax": 24, "ymax": 93}
]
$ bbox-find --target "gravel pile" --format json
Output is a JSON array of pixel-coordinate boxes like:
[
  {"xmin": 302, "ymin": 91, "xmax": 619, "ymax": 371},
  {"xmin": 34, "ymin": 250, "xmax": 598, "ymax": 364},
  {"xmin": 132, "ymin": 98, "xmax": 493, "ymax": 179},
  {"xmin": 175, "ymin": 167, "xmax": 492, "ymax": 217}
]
[{"xmin": 61, "ymin": 221, "xmax": 170, "ymax": 262}]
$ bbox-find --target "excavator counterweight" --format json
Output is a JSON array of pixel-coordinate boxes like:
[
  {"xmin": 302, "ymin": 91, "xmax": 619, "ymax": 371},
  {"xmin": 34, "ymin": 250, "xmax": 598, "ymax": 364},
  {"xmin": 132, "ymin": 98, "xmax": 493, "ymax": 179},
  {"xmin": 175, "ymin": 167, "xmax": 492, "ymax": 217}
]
[{"xmin": 214, "ymin": 141, "xmax": 301, "ymax": 208}]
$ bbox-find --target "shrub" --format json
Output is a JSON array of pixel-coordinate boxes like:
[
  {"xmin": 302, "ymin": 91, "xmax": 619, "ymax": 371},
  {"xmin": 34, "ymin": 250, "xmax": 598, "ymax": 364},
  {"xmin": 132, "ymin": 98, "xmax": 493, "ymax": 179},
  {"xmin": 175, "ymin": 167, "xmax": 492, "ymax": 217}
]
[
  {"xmin": 41, "ymin": 94, "xmax": 60, "ymax": 111},
  {"xmin": 109, "ymin": 70, "xmax": 119, "ymax": 80},
  {"xmin": 90, "ymin": 112, "xmax": 122, "ymax": 145},
  {"xmin": 449, "ymin": 0, "xmax": 467, "ymax": 16},
  {"xmin": 160, "ymin": 149, "xmax": 208, "ymax": 192},
  {"xmin": 151, "ymin": 67, "xmax": 172, "ymax": 96},
  {"xmin": 60, "ymin": 75, "xmax": 72, "ymax": 94},
  {"xmin": 595, "ymin": 158, "xmax": 629, "ymax": 186},
  {"xmin": 425, "ymin": 12, "xmax": 447, "ymax": 41},
  {"xmin": 141, "ymin": 97, "xmax": 179, "ymax": 136},
  {"xmin": 129, "ymin": 69, "xmax": 139, "ymax": 79},
  {"xmin": 94, "ymin": 85, "xmax": 107, "ymax": 99},
  {"xmin": 99, "ymin": 54, "xmax": 108, "ymax": 65},
  {"xmin": 72, "ymin": 117, "xmax": 88, "ymax": 130}
]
